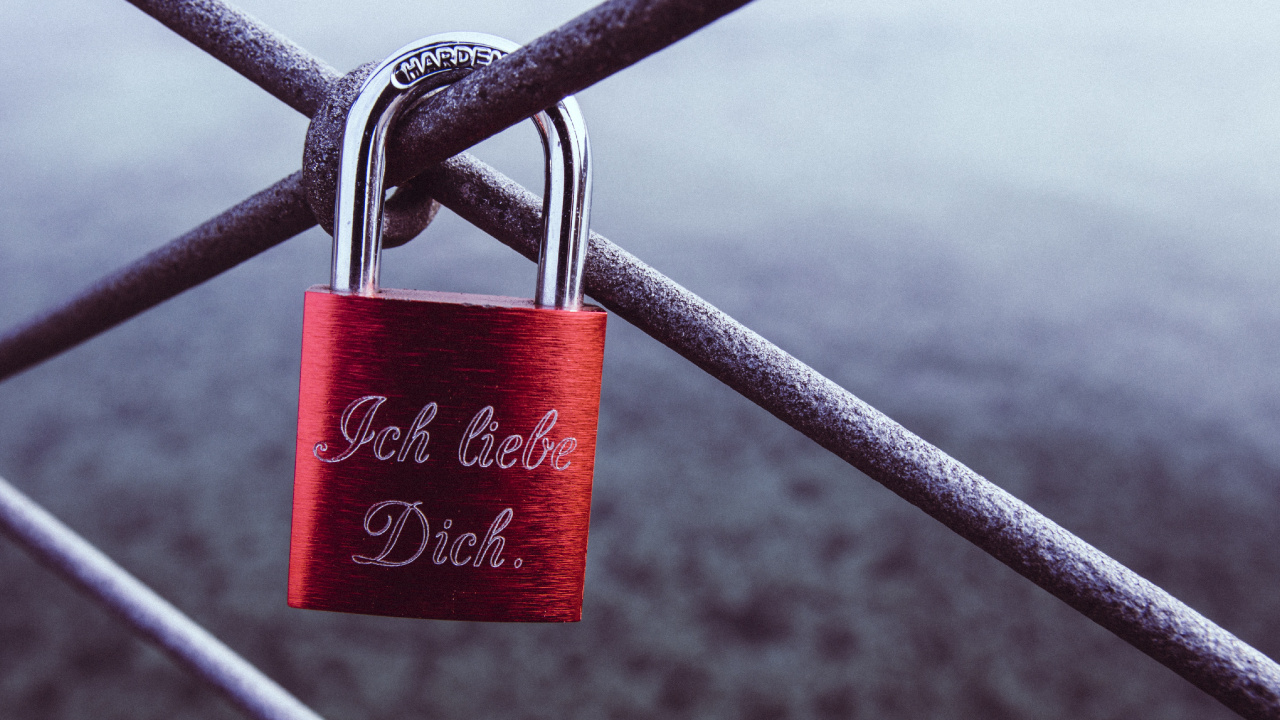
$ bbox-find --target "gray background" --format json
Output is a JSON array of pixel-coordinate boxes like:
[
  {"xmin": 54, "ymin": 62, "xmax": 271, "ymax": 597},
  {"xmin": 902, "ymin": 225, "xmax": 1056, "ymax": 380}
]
[{"xmin": 1, "ymin": 0, "xmax": 1278, "ymax": 718}]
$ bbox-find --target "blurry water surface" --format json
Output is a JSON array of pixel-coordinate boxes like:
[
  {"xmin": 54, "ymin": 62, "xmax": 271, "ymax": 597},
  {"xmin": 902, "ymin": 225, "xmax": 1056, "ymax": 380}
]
[{"xmin": 0, "ymin": 1, "xmax": 1278, "ymax": 718}]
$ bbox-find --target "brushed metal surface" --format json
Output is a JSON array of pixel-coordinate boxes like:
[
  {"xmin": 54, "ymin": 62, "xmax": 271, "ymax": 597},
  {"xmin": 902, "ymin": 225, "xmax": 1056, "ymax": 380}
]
[{"xmin": 290, "ymin": 287, "xmax": 605, "ymax": 622}]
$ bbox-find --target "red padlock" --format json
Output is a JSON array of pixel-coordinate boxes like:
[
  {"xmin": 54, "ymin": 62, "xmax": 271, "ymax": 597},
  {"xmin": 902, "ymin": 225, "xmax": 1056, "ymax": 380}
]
[{"xmin": 289, "ymin": 33, "xmax": 605, "ymax": 622}]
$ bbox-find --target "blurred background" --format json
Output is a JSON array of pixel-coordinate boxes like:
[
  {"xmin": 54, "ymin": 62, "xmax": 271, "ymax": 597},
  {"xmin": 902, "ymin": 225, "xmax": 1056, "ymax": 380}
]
[{"xmin": 1, "ymin": 0, "xmax": 1278, "ymax": 717}]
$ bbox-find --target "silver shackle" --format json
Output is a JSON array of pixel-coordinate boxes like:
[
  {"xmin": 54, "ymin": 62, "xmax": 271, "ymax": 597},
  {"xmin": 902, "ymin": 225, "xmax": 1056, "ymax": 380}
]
[{"xmin": 332, "ymin": 32, "xmax": 592, "ymax": 310}]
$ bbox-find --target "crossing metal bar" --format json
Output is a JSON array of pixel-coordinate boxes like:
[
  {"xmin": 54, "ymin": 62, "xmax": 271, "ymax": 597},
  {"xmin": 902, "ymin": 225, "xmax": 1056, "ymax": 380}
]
[
  {"xmin": 0, "ymin": 0, "xmax": 1275, "ymax": 717},
  {"xmin": 0, "ymin": 174, "xmax": 314, "ymax": 382},
  {"xmin": 0, "ymin": 0, "xmax": 753, "ymax": 383},
  {"xmin": 378, "ymin": 0, "xmax": 758, "ymax": 187},
  {"xmin": 421, "ymin": 155, "xmax": 1280, "ymax": 720},
  {"xmin": 123, "ymin": 0, "xmax": 340, "ymax": 116},
  {"xmin": 0, "ymin": 474, "xmax": 325, "ymax": 720}
]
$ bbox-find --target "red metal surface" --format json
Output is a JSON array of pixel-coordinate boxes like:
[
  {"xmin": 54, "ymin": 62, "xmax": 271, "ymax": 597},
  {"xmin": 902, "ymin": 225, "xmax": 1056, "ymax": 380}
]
[{"xmin": 289, "ymin": 286, "xmax": 606, "ymax": 622}]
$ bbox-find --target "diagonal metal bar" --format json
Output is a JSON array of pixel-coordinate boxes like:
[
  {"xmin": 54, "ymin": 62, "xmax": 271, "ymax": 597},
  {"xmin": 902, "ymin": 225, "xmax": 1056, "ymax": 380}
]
[
  {"xmin": 0, "ymin": 174, "xmax": 314, "ymax": 381},
  {"xmin": 419, "ymin": 155, "xmax": 1280, "ymax": 719},
  {"xmin": 1, "ymin": 0, "xmax": 1275, "ymax": 717},
  {"xmin": 0, "ymin": 473, "xmax": 325, "ymax": 720},
  {"xmin": 380, "ymin": 0, "xmax": 757, "ymax": 186},
  {"xmin": 0, "ymin": 0, "xmax": 752, "ymax": 382},
  {"xmin": 124, "ymin": 0, "xmax": 340, "ymax": 116}
]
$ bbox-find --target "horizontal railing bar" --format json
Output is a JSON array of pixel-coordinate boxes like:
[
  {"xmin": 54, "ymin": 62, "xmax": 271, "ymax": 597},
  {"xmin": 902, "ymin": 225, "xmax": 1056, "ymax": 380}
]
[
  {"xmin": 124, "ymin": 0, "xmax": 340, "ymax": 117},
  {"xmin": 6, "ymin": 0, "xmax": 1275, "ymax": 716},
  {"xmin": 0, "ymin": 473, "xmax": 325, "ymax": 720}
]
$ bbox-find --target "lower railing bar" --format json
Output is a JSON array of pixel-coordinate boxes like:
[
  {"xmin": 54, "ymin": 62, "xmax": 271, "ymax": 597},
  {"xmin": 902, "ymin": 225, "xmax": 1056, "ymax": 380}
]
[{"xmin": 0, "ymin": 473, "xmax": 324, "ymax": 720}]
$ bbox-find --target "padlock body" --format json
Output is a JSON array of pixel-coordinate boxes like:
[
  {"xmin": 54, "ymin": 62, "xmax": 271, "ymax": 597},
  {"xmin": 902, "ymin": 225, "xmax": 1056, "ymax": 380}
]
[{"xmin": 290, "ymin": 286, "xmax": 606, "ymax": 622}]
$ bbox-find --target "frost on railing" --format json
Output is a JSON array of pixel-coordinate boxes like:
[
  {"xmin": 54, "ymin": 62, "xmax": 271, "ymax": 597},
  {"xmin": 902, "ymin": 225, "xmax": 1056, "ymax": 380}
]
[{"xmin": 0, "ymin": 1, "xmax": 1277, "ymax": 719}]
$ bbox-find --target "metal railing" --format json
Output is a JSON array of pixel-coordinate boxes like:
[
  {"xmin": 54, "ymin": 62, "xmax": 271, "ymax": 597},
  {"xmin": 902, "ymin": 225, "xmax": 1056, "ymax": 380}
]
[{"xmin": 0, "ymin": 1, "xmax": 1277, "ymax": 718}]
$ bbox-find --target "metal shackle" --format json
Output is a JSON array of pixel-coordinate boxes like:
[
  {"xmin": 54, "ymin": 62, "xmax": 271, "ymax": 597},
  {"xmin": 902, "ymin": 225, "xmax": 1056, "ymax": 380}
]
[{"xmin": 331, "ymin": 32, "xmax": 592, "ymax": 310}]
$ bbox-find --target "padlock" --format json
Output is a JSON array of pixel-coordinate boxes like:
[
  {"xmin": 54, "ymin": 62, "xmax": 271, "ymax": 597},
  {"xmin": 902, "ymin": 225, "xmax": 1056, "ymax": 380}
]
[{"xmin": 289, "ymin": 33, "xmax": 605, "ymax": 622}]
